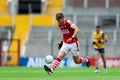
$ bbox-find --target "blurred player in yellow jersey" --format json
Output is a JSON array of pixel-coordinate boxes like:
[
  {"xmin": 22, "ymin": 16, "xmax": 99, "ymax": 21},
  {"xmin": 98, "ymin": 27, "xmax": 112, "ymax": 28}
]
[{"xmin": 93, "ymin": 25, "xmax": 108, "ymax": 73}]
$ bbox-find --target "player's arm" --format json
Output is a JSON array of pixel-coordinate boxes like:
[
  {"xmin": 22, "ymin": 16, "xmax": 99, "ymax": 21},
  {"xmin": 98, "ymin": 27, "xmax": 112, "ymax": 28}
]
[
  {"xmin": 71, "ymin": 24, "xmax": 79, "ymax": 38},
  {"xmin": 102, "ymin": 34, "xmax": 108, "ymax": 42},
  {"xmin": 100, "ymin": 33, "xmax": 108, "ymax": 43},
  {"xmin": 67, "ymin": 24, "xmax": 79, "ymax": 43},
  {"xmin": 66, "ymin": 19, "xmax": 79, "ymax": 43}
]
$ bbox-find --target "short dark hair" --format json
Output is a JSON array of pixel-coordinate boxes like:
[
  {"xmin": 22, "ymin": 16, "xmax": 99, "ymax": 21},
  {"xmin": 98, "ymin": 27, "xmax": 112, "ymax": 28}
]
[
  {"xmin": 96, "ymin": 25, "xmax": 101, "ymax": 28},
  {"xmin": 56, "ymin": 13, "xmax": 64, "ymax": 20}
]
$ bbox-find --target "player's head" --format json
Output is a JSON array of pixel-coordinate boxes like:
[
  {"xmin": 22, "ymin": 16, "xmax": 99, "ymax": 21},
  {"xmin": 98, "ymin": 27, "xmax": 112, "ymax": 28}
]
[
  {"xmin": 56, "ymin": 13, "xmax": 64, "ymax": 25},
  {"xmin": 96, "ymin": 25, "xmax": 101, "ymax": 33}
]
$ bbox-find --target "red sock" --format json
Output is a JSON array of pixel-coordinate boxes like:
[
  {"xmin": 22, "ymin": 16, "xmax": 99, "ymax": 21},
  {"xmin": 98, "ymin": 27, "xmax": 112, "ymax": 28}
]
[
  {"xmin": 79, "ymin": 57, "xmax": 88, "ymax": 63},
  {"xmin": 50, "ymin": 58, "xmax": 61, "ymax": 72}
]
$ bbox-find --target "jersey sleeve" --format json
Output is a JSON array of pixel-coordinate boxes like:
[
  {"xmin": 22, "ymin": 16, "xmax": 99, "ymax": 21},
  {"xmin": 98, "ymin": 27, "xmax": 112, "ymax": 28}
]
[{"xmin": 66, "ymin": 19, "xmax": 75, "ymax": 27}]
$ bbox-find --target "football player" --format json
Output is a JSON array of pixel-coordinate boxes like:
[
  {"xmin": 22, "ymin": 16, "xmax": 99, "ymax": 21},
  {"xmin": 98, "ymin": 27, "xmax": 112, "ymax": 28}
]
[
  {"xmin": 44, "ymin": 13, "xmax": 90, "ymax": 75},
  {"xmin": 93, "ymin": 25, "xmax": 108, "ymax": 73}
]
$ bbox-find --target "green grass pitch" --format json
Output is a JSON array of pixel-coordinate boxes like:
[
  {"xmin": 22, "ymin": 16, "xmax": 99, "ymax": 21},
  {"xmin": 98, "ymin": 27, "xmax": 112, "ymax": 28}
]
[{"xmin": 0, "ymin": 67, "xmax": 120, "ymax": 80}]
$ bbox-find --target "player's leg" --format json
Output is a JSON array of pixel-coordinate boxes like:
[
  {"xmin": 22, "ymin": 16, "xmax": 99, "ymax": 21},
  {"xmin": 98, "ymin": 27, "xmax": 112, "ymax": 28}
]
[
  {"xmin": 50, "ymin": 50, "xmax": 66, "ymax": 72},
  {"xmin": 73, "ymin": 56, "xmax": 86, "ymax": 64},
  {"xmin": 73, "ymin": 55, "xmax": 90, "ymax": 67},
  {"xmin": 94, "ymin": 50, "xmax": 100, "ymax": 73},
  {"xmin": 100, "ymin": 53, "xmax": 107, "ymax": 72},
  {"xmin": 44, "ymin": 42, "xmax": 68, "ymax": 75},
  {"xmin": 71, "ymin": 42, "xmax": 90, "ymax": 67},
  {"xmin": 44, "ymin": 50, "xmax": 66, "ymax": 75}
]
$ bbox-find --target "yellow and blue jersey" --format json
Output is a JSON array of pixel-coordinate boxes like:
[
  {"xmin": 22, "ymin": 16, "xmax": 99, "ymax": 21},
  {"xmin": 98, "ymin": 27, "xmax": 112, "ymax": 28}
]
[{"xmin": 93, "ymin": 30, "xmax": 105, "ymax": 49}]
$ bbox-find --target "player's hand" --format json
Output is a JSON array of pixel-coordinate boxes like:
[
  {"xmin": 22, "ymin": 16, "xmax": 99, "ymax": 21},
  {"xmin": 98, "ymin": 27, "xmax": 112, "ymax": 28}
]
[
  {"xmin": 98, "ymin": 40, "xmax": 104, "ymax": 43},
  {"xmin": 57, "ymin": 41, "xmax": 63, "ymax": 49},
  {"xmin": 92, "ymin": 41, "xmax": 96, "ymax": 45},
  {"xmin": 67, "ymin": 38, "xmax": 73, "ymax": 43},
  {"xmin": 98, "ymin": 40, "xmax": 101, "ymax": 43}
]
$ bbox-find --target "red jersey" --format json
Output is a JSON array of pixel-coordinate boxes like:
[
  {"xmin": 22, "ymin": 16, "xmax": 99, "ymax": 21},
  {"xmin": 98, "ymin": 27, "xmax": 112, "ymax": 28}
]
[{"xmin": 58, "ymin": 19, "xmax": 78, "ymax": 43}]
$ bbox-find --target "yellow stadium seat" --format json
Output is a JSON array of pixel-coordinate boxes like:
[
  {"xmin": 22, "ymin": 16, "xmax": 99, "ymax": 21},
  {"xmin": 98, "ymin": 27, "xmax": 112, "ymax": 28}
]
[
  {"xmin": 45, "ymin": 0, "xmax": 63, "ymax": 15},
  {"xmin": 0, "ymin": 0, "xmax": 8, "ymax": 14},
  {"xmin": 7, "ymin": 15, "xmax": 31, "ymax": 65},
  {"xmin": 0, "ymin": 15, "xmax": 12, "ymax": 27},
  {"xmin": 33, "ymin": 15, "xmax": 58, "ymax": 27},
  {"xmin": 33, "ymin": 15, "xmax": 53, "ymax": 27}
]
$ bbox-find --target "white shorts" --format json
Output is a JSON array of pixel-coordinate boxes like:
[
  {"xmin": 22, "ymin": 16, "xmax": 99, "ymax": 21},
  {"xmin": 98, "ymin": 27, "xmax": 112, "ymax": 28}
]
[{"xmin": 60, "ymin": 41, "xmax": 80, "ymax": 56}]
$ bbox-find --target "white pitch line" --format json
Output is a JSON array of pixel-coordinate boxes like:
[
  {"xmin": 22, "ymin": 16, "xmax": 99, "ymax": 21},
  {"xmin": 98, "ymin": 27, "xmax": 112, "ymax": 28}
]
[
  {"xmin": 0, "ymin": 70, "xmax": 119, "ymax": 73},
  {"xmin": 0, "ymin": 76, "xmax": 120, "ymax": 80}
]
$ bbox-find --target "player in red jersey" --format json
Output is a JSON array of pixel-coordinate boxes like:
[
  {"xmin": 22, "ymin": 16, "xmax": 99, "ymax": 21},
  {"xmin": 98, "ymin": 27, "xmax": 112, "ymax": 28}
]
[{"xmin": 44, "ymin": 13, "xmax": 90, "ymax": 75}]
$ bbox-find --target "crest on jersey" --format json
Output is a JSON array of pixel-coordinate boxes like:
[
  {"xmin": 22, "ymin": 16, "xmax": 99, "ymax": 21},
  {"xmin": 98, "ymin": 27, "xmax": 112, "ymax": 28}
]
[{"xmin": 67, "ymin": 20, "xmax": 73, "ymax": 25}]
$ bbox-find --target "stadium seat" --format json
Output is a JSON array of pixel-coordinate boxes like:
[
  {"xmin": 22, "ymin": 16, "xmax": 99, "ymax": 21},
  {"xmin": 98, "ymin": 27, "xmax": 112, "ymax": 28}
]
[
  {"xmin": 7, "ymin": 15, "xmax": 31, "ymax": 65},
  {"xmin": 33, "ymin": 15, "xmax": 58, "ymax": 27},
  {"xmin": 0, "ymin": 15, "xmax": 12, "ymax": 27},
  {"xmin": 33, "ymin": 15, "xmax": 54, "ymax": 27},
  {"xmin": 0, "ymin": 0, "xmax": 8, "ymax": 14},
  {"xmin": 88, "ymin": 0, "xmax": 105, "ymax": 7},
  {"xmin": 109, "ymin": 0, "xmax": 120, "ymax": 7},
  {"xmin": 11, "ymin": 15, "xmax": 31, "ymax": 51},
  {"xmin": 45, "ymin": 0, "xmax": 63, "ymax": 15}
]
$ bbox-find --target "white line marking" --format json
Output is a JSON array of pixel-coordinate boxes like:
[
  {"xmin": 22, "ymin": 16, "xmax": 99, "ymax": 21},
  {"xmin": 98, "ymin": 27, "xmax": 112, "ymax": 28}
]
[{"xmin": 0, "ymin": 70, "xmax": 119, "ymax": 73}]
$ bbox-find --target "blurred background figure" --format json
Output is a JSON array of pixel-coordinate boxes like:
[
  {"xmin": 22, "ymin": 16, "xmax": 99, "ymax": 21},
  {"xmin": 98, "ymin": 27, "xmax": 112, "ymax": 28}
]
[{"xmin": 93, "ymin": 25, "xmax": 108, "ymax": 73}]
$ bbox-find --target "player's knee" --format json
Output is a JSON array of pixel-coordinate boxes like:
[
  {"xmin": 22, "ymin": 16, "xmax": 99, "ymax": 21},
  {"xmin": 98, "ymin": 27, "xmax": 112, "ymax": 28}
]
[
  {"xmin": 94, "ymin": 54, "xmax": 98, "ymax": 61},
  {"xmin": 57, "ymin": 51, "xmax": 66, "ymax": 59}
]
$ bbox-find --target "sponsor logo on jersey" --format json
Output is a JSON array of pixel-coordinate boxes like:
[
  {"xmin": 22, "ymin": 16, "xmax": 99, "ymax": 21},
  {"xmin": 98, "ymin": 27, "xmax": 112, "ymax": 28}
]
[{"xmin": 61, "ymin": 29, "xmax": 70, "ymax": 34}]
